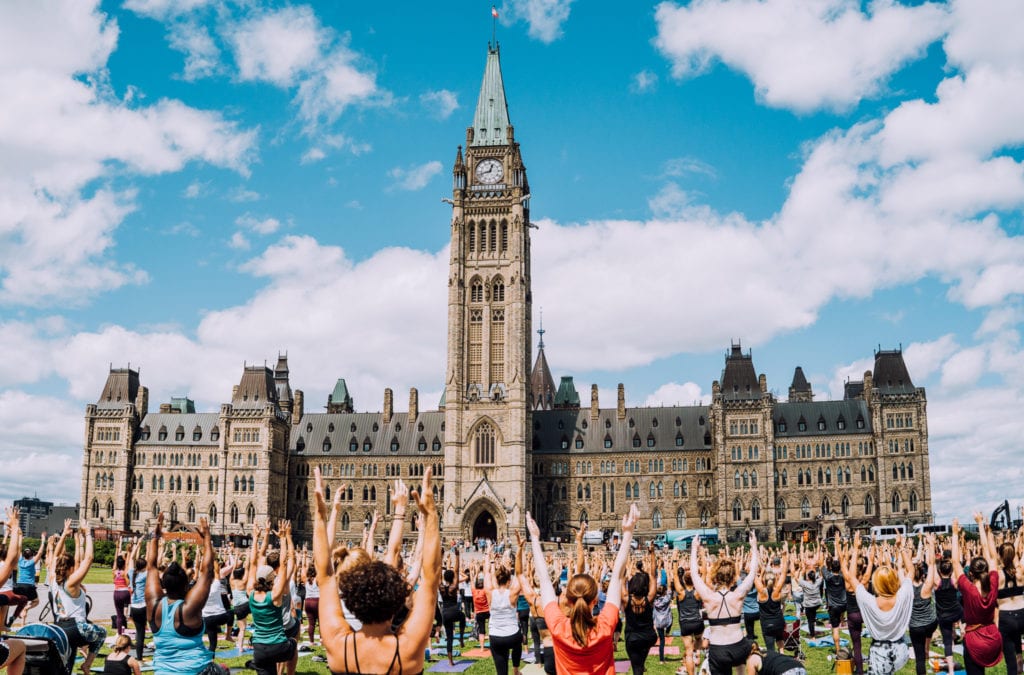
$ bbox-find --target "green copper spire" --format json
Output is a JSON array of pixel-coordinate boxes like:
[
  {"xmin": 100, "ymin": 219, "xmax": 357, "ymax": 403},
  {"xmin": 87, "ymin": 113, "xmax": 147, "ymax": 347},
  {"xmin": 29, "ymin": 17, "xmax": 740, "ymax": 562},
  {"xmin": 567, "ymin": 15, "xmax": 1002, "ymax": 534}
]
[{"xmin": 470, "ymin": 45, "xmax": 511, "ymax": 147}]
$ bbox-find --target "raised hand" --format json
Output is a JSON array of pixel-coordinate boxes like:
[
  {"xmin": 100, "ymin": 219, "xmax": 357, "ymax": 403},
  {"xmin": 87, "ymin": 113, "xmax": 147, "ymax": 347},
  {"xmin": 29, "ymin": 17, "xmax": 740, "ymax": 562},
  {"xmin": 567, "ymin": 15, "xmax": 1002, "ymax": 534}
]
[
  {"xmin": 313, "ymin": 467, "xmax": 329, "ymax": 520},
  {"xmin": 412, "ymin": 467, "xmax": 434, "ymax": 515},
  {"xmin": 392, "ymin": 478, "xmax": 409, "ymax": 512},
  {"xmin": 526, "ymin": 513, "xmax": 540, "ymax": 542},
  {"xmin": 622, "ymin": 503, "xmax": 639, "ymax": 533},
  {"xmin": 197, "ymin": 517, "xmax": 210, "ymax": 539}
]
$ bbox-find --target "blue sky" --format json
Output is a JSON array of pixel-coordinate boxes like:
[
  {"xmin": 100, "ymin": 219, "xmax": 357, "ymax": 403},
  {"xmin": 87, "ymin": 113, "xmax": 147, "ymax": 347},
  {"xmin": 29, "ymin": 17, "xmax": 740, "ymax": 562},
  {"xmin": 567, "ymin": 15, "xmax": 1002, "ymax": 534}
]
[{"xmin": 2, "ymin": 0, "xmax": 1024, "ymax": 522}]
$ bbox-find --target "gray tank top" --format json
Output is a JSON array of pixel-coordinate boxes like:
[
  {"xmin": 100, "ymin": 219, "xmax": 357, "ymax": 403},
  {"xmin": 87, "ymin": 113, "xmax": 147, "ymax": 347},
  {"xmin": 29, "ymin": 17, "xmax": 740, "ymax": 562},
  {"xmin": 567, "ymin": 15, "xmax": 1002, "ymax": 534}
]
[{"xmin": 909, "ymin": 582, "xmax": 937, "ymax": 627}]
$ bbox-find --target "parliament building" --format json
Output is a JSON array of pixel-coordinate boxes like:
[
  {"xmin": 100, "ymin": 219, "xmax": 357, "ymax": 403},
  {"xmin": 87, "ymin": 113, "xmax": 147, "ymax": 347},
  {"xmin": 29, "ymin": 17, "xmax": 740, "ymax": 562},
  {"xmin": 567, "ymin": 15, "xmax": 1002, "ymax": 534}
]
[{"xmin": 79, "ymin": 46, "xmax": 933, "ymax": 544}]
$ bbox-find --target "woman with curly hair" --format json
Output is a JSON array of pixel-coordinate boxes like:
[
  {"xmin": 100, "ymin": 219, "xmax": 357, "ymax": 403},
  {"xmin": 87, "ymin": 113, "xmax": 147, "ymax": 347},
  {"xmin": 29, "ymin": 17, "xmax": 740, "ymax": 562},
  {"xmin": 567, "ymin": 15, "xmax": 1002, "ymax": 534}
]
[
  {"xmin": 621, "ymin": 545, "xmax": 658, "ymax": 674},
  {"xmin": 525, "ymin": 504, "xmax": 639, "ymax": 675},
  {"xmin": 312, "ymin": 469, "xmax": 440, "ymax": 675}
]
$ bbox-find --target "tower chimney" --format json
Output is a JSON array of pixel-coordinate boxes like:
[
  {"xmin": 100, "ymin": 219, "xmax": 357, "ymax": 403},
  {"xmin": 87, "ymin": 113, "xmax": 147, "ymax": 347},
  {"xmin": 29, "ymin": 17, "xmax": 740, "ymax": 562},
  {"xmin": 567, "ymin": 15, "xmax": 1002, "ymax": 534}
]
[
  {"xmin": 136, "ymin": 386, "xmax": 149, "ymax": 416},
  {"xmin": 863, "ymin": 370, "xmax": 873, "ymax": 404},
  {"xmin": 759, "ymin": 373, "xmax": 767, "ymax": 393},
  {"xmin": 232, "ymin": 385, "xmax": 239, "ymax": 400},
  {"xmin": 293, "ymin": 390, "xmax": 304, "ymax": 424},
  {"xmin": 617, "ymin": 384, "xmax": 626, "ymax": 420},
  {"xmin": 408, "ymin": 388, "xmax": 419, "ymax": 424},
  {"xmin": 590, "ymin": 384, "xmax": 600, "ymax": 422},
  {"xmin": 383, "ymin": 388, "xmax": 393, "ymax": 425}
]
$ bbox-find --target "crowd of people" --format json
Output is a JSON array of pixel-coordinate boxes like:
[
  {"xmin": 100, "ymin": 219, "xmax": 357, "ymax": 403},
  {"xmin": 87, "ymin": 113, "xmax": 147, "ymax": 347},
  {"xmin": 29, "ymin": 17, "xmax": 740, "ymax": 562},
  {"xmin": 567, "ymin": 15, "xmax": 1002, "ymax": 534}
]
[{"xmin": 0, "ymin": 493, "xmax": 1022, "ymax": 675}]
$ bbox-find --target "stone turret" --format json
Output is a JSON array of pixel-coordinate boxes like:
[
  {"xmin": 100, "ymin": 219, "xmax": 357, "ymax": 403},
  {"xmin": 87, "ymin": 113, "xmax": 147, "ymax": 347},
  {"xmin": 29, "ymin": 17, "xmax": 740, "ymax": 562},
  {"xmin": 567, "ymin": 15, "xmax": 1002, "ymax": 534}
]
[
  {"xmin": 383, "ymin": 388, "xmax": 393, "ymax": 425},
  {"xmin": 590, "ymin": 384, "xmax": 599, "ymax": 422},
  {"xmin": 617, "ymin": 384, "xmax": 626, "ymax": 420}
]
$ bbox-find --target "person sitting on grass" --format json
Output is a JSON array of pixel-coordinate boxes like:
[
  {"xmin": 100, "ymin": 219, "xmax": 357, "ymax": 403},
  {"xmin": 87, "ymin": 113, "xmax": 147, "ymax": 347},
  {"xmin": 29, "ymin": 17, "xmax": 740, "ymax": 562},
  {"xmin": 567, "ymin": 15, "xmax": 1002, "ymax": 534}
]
[{"xmin": 102, "ymin": 634, "xmax": 142, "ymax": 675}]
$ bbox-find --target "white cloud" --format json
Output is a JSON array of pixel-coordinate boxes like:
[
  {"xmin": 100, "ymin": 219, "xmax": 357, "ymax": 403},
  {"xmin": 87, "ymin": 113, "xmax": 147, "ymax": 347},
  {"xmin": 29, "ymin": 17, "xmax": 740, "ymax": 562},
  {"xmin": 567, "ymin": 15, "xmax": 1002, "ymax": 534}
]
[
  {"xmin": 122, "ymin": 0, "xmax": 214, "ymax": 21},
  {"xmin": 420, "ymin": 89, "xmax": 459, "ymax": 120},
  {"xmin": 904, "ymin": 335, "xmax": 959, "ymax": 382},
  {"xmin": 503, "ymin": 0, "xmax": 575, "ymax": 43},
  {"xmin": 663, "ymin": 157, "xmax": 716, "ymax": 179},
  {"xmin": 647, "ymin": 182, "xmax": 693, "ymax": 218},
  {"xmin": 653, "ymin": 0, "xmax": 950, "ymax": 112},
  {"xmin": 230, "ymin": 6, "xmax": 325, "ymax": 87},
  {"xmin": 939, "ymin": 346, "xmax": 987, "ymax": 390},
  {"xmin": 301, "ymin": 147, "xmax": 326, "ymax": 164},
  {"xmin": 166, "ymin": 221, "xmax": 200, "ymax": 237},
  {"xmin": 235, "ymin": 213, "xmax": 282, "ymax": 235},
  {"xmin": 167, "ymin": 19, "xmax": 221, "ymax": 80},
  {"xmin": 0, "ymin": 0, "xmax": 257, "ymax": 307},
  {"xmin": 0, "ymin": 390, "xmax": 85, "ymax": 502},
  {"xmin": 228, "ymin": 186, "xmax": 261, "ymax": 202},
  {"xmin": 229, "ymin": 232, "xmax": 250, "ymax": 250},
  {"xmin": 227, "ymin": 6, "xmax": 387, "ymax": 133},
  {"xmin": 631, "ymin": 70, "xmax": 658, "ymax": 93},
  {"xmin": 183, "ymin": 180, "xmax": 206, "ymax": 199},
  {"xmin": 388, "ymin": 161, "xmax": 443, "ymax": 191},
  {"xmin": 644, "ymin": 382, "xmax": 708, "ymax": 407}
]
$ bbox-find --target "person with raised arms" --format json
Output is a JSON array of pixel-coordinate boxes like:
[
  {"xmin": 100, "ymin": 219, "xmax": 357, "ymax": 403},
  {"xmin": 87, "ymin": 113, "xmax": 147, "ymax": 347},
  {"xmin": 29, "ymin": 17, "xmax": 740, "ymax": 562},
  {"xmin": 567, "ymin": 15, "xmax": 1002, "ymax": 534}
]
[
  {"xmin": 312, "ymin": 466, "xmax": 440, "ymax": 675},
  {"xmin": 144, "ymin": 514, "xmax": 226, "ymax": 675},
  {"xmin": 526, "ymin": 503, "xmax": 639, "ymax": 675},
  {"xmin": 0, "ymin": 508, "xmax": 27, "ymax": 675},
  {"xmin": 690, "ymin": 530, "xmax": 759, "ymax": 675}
]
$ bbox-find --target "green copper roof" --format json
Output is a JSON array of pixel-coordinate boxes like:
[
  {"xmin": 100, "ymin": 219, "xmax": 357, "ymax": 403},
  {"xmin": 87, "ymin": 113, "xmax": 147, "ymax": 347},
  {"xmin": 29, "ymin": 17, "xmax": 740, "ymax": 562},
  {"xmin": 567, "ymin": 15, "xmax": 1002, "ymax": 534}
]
[
  {"xmin": 438, "ymin": 389, "xmax": 446, "ymax": 408},
  {"xmin": 330, "ymin": 379, "xmax": 351, "ymax": 404},
  {"xmin": 554, "ymin": 376, "xmax": 580, "ymax": 407},
  {"xmin": 470, "ymin": 46, "xmax": 511, "ymax": 147},
  {"xmin": 169, "ymin": 397, "xmax": 195, "ymax": 413}
]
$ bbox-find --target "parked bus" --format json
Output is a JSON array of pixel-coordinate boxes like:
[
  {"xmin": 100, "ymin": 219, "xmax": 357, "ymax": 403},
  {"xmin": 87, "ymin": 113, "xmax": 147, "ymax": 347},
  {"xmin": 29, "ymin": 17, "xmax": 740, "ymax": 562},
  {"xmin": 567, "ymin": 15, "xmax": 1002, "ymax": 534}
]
[
  {"xmin": 870, "ymin": 524, "xmax": 907, "ymax": 541},
  {"xmin": 912, "ymin": 523, "xmax": 951, "ymax": 536}
]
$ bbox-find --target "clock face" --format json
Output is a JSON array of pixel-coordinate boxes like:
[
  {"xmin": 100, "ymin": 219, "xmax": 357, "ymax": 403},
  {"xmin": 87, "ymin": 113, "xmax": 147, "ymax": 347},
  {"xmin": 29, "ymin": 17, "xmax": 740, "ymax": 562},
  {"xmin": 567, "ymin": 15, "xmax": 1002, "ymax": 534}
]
[{"xmin": 475, "ymin": 158, "xmax": 504, "ymax": 184}]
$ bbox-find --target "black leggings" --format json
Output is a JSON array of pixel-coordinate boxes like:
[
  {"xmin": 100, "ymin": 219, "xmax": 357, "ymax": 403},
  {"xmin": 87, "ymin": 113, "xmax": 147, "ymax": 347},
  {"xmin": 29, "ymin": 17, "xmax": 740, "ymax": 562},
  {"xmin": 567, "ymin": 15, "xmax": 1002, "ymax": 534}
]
[
  {"xmin": 490, "ymin": 631, "xmax": 522, "ymax": 675},
  {"xmin": 909, "ymin": 621, "xmax": 937, "ymax": 675},
  {"xmin": 938, "ymin": 616, "xmax": 960, "ymax": 658},
  {"xmin": 475, "ymin": 611, "xmax": 489, "ymax": 638},
  {"xmin": 964, "ymin": 644, "xmax": 986, "ymax": 675},
  {"xmin": 130, "ymin": 605, "xmax": 147, "ymax": 660},
  {"xmin": 442, "ymin": 607, "xmax": 465, "ymax": 656},
  {"xmin": 1001, "ymin": 608, "xmax": 1024, "ymax": 675},
  {"xmin": 517, "ymin": 609, "xmax": 530, "ymax": 645},
  {"xmin": 743, "ymin": 612, "xmax": 759, "ymax": 640},
  {"xmin": 626, "ymin": 632, "xmax": 657, "ymax": 675},
  {"xmin": 803, "ymin": 605, "xmax": 820, "ymax": 637},
  {"xmin": 847, "ymin": 611, "xmax": 864, "ymax": 675},
  {"xmin": 203, "ymin": 612, "xmax": 232, "ymax": 651},
  {"xmin": 529, "ymin": 617, "xmax": 541, "ymax": 659}
]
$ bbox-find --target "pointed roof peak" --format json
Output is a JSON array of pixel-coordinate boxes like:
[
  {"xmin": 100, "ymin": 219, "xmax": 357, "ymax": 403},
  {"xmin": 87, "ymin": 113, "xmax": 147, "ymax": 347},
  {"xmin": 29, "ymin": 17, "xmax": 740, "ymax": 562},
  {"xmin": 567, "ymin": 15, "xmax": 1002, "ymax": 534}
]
[{"xmin": 470, "ymin": 44, "xmax": 511, "ymax": 147}]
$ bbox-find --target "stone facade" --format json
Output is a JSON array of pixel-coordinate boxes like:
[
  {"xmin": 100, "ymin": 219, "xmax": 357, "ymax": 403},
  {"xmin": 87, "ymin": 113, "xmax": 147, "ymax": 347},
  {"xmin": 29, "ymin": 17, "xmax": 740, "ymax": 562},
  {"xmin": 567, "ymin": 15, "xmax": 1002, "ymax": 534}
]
[{"xmin": 79, "ymin": 45, "xmax": 933, "ymax": 544}]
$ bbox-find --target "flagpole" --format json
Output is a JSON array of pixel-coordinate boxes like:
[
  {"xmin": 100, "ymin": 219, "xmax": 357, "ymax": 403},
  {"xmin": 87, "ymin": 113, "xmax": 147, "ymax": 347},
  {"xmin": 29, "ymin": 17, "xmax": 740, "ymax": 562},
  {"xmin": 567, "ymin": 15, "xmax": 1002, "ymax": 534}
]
[{"xmin": 491, "ymin": 6, "xmax": 497, "ymax": 48}]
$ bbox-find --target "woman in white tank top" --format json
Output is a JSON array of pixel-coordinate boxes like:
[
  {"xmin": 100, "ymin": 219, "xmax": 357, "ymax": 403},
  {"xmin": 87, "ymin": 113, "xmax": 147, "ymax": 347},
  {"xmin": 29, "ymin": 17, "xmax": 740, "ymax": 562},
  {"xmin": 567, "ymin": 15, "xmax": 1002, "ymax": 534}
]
[{"xmin": 485, "ymin": 552, "xmax": 522, "ymax": 675}]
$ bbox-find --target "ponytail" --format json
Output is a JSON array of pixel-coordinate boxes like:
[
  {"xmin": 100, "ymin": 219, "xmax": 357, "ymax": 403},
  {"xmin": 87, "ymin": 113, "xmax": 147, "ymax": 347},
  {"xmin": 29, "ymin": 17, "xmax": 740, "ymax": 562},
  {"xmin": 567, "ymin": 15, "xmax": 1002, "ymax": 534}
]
[
  {"xmin": 565, "ymin": 574, "xmax": 598, "ymax": 647},
  {"xmin": 255, "ymin": 577, "xmax": 272, "ymax": 593}
]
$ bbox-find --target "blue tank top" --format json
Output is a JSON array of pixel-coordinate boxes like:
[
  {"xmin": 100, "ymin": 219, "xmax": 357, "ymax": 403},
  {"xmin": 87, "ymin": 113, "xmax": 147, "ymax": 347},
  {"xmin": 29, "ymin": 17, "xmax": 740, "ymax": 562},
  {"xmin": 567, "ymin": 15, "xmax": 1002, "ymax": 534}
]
[
  {"xmin": 17, "ymin": 558, "xmax": 36, "ymax": 584},
  {"xmin": 130, "ymin": 571, "xmax": 147, "ymax": 606},
  {"xmin": 153, "ymin": 598, "xmax": 213, "ymax": 675}
]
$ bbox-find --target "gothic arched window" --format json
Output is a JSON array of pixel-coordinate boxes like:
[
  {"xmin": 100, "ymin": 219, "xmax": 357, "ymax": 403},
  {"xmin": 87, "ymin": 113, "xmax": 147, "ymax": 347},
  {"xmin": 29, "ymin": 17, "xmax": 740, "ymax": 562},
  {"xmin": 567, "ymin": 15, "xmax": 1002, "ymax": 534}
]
[
  {"xmin": 732, "ymin": 499, "xmax": 742, "ymax": 522},
  {"xmin": 473, "ymin": 421, "xmax": 496, "ymax": 465}
]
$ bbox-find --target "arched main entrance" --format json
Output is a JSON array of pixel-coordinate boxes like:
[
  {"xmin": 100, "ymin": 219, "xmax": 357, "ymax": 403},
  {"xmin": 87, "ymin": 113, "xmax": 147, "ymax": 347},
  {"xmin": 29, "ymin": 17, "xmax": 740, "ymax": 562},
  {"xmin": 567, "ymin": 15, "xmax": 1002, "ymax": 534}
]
[{"xmin": 472, "ymin": 510, "xmax": 498, "ymax": 542}]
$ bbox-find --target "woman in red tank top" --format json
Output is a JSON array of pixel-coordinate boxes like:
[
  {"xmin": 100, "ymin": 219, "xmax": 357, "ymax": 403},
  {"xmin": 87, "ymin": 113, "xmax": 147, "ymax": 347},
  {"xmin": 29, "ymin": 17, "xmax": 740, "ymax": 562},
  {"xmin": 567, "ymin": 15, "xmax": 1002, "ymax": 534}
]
[{"xmin": 952, "ymin": 515, "xmax": 1002, "ymax": 673}]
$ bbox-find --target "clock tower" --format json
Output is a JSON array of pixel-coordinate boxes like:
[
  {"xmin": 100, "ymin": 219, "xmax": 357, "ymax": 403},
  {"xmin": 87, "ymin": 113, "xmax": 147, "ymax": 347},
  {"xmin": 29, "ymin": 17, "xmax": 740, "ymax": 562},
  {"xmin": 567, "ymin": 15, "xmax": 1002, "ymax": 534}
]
[{"xmin": 443, "ymin": 44, "xmax": 532, "ymax": 542}]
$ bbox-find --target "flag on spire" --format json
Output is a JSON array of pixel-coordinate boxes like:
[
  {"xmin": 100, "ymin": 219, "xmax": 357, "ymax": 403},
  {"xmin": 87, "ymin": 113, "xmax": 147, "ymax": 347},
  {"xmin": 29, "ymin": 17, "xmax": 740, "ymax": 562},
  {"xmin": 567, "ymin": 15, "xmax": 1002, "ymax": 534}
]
[{"xmin": 492, "ymin": 6, "xmax": 499, "ymax": 18}]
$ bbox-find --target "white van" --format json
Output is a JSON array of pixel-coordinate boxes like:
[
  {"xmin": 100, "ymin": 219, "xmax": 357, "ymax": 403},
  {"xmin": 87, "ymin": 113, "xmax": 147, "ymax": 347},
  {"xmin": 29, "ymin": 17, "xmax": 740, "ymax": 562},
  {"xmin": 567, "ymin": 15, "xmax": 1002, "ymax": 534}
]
[
  {"xmin": 870, "ymin": 525, "xmax": 907, "ymax": 541},
  {"xmin": 582, "ymin": 529, "xmax": 605, "ymax": 546},
  {"xmin": 912, "ymin": 523, "xmax": 951, "ymax": 536}
]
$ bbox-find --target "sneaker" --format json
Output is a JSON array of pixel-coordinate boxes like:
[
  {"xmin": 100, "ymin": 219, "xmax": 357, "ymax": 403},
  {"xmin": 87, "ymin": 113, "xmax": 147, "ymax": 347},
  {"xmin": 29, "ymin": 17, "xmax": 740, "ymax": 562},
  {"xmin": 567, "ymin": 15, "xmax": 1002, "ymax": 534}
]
[{"xmin": 243, "ymin": 660, "xmax": 255, "ymax": 670}]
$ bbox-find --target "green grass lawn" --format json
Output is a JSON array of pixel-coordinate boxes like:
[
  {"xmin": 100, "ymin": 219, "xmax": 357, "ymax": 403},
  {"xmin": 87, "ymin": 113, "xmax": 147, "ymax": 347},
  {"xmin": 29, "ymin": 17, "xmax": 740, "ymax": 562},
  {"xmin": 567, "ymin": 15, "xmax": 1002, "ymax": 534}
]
[{"xmin": 86, "ymin": 625, "xmax": 1016, "ymax": 675}]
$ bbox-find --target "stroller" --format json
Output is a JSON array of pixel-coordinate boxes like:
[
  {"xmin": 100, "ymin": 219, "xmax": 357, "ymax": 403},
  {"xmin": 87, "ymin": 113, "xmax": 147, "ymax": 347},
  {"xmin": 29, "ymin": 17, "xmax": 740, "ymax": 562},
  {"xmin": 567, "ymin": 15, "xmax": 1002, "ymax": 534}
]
[
  {"xmin": 778, "ymin": 617, "xmax": 805, "ymax": 662},
  {"xmin": 12, "ymin": 623, "xmax": 73, "ymax": 675}
]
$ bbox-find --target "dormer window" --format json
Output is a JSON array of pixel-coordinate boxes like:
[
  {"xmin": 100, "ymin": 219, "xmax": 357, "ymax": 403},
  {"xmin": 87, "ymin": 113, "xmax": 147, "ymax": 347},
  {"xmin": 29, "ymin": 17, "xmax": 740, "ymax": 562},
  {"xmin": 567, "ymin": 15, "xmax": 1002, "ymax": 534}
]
[
  {"xmin": 432, "ymin": 438, "xmax": 442, "ymax": 452},
  {"xmin": 390, "ymin": 438, "xmax": 400, "ymax": 452},
  {"xmin": 350, "ymin": 423, "xmax": 356, "ymax": 433},
  {"xmin": 778, "ymin": 421, "xmax": 787, "ymax": 433},
  {"xmin": 141, "ymin": 426, "xmax": 151, "ymax": 441},
  {"xmin": 632, "ymin": 434, "xmax": 641, "ymax": 448},
  {"xmin": 158, "ymin": 426, "xmax": 167, "ymax": 441},
  {"xmin": 322, "ymin": 438, "xmax": 332, "ymax": 452},
  {"xmin": 349, "ymin": 438, "xmax": 358, "ymax": 452},
  {"xmin": 675, "ymin": 434, "xmax": 684, "ymax": 447},
  {"xmin": 837, "ymin": 418, "xmax": 846, "ymax": 430},
  {"xmin": 818, "ymin": 419, "xmax": 826, "ymax": 431},
  {"xmin": 857, "ymin": 417, "xmax": 865, "ymax": 429},
  {"xmin": 604, "ymin": 434, "xmax": 613, "ymax": 449},
  {"xmin": 328, "ymin": 423, "xmax": 335, "ymax": 433},
  {"xmin": 306, "ymin": 423, "xmax": 313, "ymax": 433},
  {"xmin": 192, "ymin": 427, "xmax": 202, "ymax": 442},
  {"xmin": 646, "ymin": 434, "xmax": 656, "ymax": 448},
  {"xmin": 210, "ymin": 427, "xmax": 219, "ymax": 442},
  {"xmin": 296, "ymin": 437, "xmax": 305, "ymax": 452},
  {"xmin": 175, "ymin": 426, "xmax": 185, "ymax": 441}
]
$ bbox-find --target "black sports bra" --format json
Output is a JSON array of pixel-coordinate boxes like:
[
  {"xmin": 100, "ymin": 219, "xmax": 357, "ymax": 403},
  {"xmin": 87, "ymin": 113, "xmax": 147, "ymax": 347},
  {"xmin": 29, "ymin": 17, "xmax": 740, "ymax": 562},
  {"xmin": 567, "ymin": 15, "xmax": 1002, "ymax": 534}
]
[
  {"xmin": 332, "ymin": 631, "xmax": 422, "ymax": 675},
  {"xmin": 707, "ymin": 590, "xmax": 741, "ymax": 626}
]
